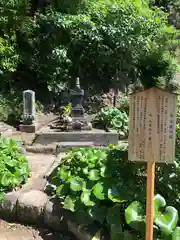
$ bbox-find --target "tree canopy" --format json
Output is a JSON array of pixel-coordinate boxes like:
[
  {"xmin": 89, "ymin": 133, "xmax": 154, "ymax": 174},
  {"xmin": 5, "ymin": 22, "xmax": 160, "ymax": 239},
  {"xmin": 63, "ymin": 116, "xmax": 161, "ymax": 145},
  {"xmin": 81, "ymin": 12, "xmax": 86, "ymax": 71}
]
[{"xmin": 0, "ymin": 0, "xmax": 179, "ymax": 99}]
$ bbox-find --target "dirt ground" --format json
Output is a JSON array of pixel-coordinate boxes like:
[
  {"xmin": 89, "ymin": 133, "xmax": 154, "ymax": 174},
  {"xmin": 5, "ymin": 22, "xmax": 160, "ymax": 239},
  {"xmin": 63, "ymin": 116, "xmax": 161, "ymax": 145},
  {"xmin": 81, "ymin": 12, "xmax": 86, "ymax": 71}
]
[{"xmin": 0, "ymin": 220, "xmax": 76, "ymax": 240}]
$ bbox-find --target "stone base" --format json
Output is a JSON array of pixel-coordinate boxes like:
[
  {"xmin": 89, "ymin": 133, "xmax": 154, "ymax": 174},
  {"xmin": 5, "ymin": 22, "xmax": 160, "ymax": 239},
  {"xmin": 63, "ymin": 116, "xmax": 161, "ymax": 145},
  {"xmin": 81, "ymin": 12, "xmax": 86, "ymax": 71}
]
[
  {"xmin": 35, "ymin": 129, "xmax": 119, "ymax": 146},
  {"xmin": 19, "ymin": 124, "xmax": 36, "ymax": 133}
]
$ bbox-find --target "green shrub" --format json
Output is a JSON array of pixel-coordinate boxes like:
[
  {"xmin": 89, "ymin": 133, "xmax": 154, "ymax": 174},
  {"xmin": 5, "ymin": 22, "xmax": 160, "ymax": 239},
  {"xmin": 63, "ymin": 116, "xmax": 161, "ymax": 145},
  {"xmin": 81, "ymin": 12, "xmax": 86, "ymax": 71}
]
[
  {"xmin": 93, "ymin": 107, "xmax": 129, "ymax": 137},
  {"xmin": 0, "ymin": 93, "xmax": 47, "ymax": 125},
  {"xmin": 0, "ymin": 94, "xmax": 22, "ymax": 124},
  {"xmin": 0, "ymin": 137, "xmax": 30, "ymax": 199},
  {"xmin": 50, "ymin": 143, "xmax": 180, "ymax": 239},
  {"xmin": 118, "ymin": 95, "xmax": 130, "ymax": 114}
]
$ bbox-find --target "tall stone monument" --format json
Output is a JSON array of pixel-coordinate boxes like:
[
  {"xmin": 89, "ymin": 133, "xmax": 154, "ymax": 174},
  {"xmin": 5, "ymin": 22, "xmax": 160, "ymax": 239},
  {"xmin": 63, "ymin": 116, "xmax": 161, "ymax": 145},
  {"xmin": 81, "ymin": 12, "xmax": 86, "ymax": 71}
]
[
  {"xmin": 68, "ymin": 78, "xmax": 92, "ymax": 131},
  {"xmin": 19, "ymin": 90, "xmax": 36, "ymax": 133}
]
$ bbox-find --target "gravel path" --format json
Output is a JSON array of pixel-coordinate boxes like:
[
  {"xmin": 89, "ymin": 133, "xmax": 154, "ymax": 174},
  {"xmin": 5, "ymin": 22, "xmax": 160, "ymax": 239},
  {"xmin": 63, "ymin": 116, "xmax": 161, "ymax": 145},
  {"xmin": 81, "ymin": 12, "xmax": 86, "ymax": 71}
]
[{"xmin": 0, "ymin": 220, "xmax": 76, "ymax": 240}]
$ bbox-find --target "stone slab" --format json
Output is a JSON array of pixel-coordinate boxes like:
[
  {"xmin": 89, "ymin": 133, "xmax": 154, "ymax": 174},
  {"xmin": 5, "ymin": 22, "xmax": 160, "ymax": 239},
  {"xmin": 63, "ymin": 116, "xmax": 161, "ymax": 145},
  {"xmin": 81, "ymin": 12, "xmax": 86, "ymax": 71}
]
[
  {"xmin": 26, "ymin": 142, "xmax": 94, "ymax": 154},
  {"xmin": 56, "ymin": 141, "xmax": 94, "ymax": 152},
  {"xmin": 0, "ymin": 128, "xmax": 13, "ymax": 137},
  {"xmin": 26, "ymin": 153, "xmax": 56, "ymax": 179},
  {"xmin": 35, "ymin": 130, "xmax": 119, "ymax": 145},
  {"xmin": 19, "ymin": 124, "xmax": 37, "ymax": 133}
]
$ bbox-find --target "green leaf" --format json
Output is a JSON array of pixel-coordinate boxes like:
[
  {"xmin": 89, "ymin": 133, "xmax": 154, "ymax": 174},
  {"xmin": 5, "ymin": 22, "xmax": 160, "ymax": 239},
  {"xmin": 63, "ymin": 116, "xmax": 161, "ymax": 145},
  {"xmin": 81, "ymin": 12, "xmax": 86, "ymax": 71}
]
[
  {"xmin": 70, "ymin": 177, "xmax": 85, "ymax": 192},
  {"xmin": 123, "ymin": 230, "xmax": 136, "ymax": 240},
  {"xmin": 80, "ymin": 190, "xmax": 96, "ymax": 207},
  {"xmin": 125, "ymin": 201, "xmax": 146, "ymax": 231},
  {"xmin": 92, "ymin": 229, "xmax": 102, "ymax": 240},
  {"xmin": 172, "ymin": 227, "xmax": 180, "ymax": 240},
  {"xmin": 56, "ymin": 183, "xmax": 69, "ymax": 196},
  {"xmin": 58, "ymin": 166, "xmax": 70, "ymax": 181},
  {"xmin": 88, "ymin": 169, "xmax": 100, "ymax": 181},
  {"xmin": 0, "ymin": 172, "xmax": 12, "ymax": 187},
  {"xmin": 93, "ymin": 182, "xmax": 107, "ymax": 200},
  {"xmin": 63, "ymin": 195, "xmax": 76, "ymax": 212},
  {"xmin": 87, "ymin": 205, "xmax": 107, "ymax": 223},
  {"xmin": 83, "ymin": 167, "xmax": 89, "ymax": 175},
  {"xmin": 5, "ymin": 158, "xmax": 16, "ymax": 167},
  {"xmin": 100, "ymin": 166, "xmax": 106, "ymax": 177},
  {"xmin": 154, "ymin": 194, "xmax": 179, "ymax": 236},
  {"xmin": 110, "ymin": 224, "xmax": 124, "ymax": 240},
  {"xmin": 0, "ymin": 192, "xmax": 5, "ymax": 201},
  {"xmin": 73, "ymin": 210, "xmax": 93, "ymax": 225},
  {"xmin": 106, "ymin": 204, "xmax": 121, "ymax": 226},
  {"xmin": 108, "ymin": 184, "xmax": 130, "ymax": 203}
]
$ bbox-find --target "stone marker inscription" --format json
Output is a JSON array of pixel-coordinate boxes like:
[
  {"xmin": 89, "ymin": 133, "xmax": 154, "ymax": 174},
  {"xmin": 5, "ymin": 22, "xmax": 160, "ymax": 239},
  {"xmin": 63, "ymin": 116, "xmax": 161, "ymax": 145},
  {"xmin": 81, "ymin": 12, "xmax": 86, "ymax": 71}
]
[{"xmin": 128, "ymin": 88, "xmax": 177, "ymax": 163}]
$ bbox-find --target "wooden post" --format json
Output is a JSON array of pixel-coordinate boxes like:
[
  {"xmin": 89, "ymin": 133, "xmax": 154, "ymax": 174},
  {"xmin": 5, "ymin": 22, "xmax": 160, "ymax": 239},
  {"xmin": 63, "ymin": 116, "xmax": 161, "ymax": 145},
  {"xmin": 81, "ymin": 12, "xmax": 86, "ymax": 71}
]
[{"xmin": 146, "ymin": 160, "xmax": 155, "ymax": 240}]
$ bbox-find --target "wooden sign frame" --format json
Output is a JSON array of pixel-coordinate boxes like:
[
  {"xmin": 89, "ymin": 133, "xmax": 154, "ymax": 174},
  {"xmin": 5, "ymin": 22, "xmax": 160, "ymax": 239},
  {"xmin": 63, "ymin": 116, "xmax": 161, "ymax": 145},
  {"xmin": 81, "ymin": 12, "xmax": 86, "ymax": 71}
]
[
  {"xmin": 128, "ymin": 88, "xmax": 177, "ymax": 163},
  {"xmin": 128, "ymin": 87, "xmax": 177, "ymax": 240}
]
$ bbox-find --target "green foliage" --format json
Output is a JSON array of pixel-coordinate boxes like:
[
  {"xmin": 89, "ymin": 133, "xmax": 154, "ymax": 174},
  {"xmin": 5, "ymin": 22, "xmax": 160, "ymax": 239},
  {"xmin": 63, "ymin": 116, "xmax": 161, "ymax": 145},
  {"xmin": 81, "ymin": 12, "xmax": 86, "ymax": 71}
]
[
  {"xmin": 118, "ymin": 95, "xmax": 130, "ymax": 114},
  {"xmin": 50, "ymin": 0, "xmax": 88, "ymax": 14},
  {"xmin": 0, "ymin": 0, "xmax": 30, "ymax": 38},
  {"xmin": 62, "ymin": 104, "xmax": 72, "ymax": 117},
  {"xmin": 151, "ymin": 0, "xmax": 180, "ymax": 29},
  {"xmin": 0, "ymin": 0, "xmax": 179, "ymax": 106},
  {"xmin": 0, "ymin": 137, "xmax": 30, "ymax": 199},
  {"xmin": 0, "ymin": 93, "xmax": 22, "ymax": 123},
  {"xmin": 51, "ymin": 143, "xmax": 180, "ymax": 239},
  {"xmin": 93, "ymin": 107, "xmax": 129, "ymax": 137},
  {"xmin": 0, "ymin": 36, "xmax": 19, "ymax": 84},
  {"xmin": 5, "ymin": 0, "xmax": 178, "ymax": 98}
]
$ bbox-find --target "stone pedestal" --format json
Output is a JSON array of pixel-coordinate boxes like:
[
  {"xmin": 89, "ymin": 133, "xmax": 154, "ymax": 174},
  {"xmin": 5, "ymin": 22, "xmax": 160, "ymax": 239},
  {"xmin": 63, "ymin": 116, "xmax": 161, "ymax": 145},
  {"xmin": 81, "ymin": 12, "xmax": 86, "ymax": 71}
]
[
  {"xmin": 67, "ymin": 117, "xmax": 92, "ymax": 131},
  {"xmin": 19, "ymin": 124, "xmax": 36, "ymax": 133},
  {"xmin": 68, "ymin": 78, "xmax": 92, "ymax": 131}
]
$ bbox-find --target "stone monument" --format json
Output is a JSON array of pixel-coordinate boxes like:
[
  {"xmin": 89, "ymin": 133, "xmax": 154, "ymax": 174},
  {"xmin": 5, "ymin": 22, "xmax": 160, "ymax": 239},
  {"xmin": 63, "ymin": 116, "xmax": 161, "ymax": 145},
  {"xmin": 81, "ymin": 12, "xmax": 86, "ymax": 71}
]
[
  {"xmin": 19, "ymin": 90, "xmax": 36, "ymax": 133},
  {"xmin": 67, "ymin": 78, "xmax": 92, "ymax": 131}
]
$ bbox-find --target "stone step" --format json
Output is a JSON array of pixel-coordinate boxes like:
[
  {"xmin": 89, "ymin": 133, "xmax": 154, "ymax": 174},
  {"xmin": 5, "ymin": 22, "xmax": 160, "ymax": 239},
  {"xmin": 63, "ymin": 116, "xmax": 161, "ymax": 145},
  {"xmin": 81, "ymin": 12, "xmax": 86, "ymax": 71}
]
[
  {"xmin": 26, "ymin": 142, "xmax": 96, "ymax": 154},
  {"xmin": 34, "ymin": 130, "xmax": 119, "ymax": 145},
  {"xmin": 26, "ymin": 140, "xmax": 128, "ymax": 154}
]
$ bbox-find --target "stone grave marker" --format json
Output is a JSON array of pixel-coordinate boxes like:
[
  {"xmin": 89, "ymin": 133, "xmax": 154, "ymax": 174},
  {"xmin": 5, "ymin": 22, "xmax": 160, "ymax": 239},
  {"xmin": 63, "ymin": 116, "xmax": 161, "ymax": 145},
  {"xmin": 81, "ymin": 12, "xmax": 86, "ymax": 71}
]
[
  {"xmin": 23, "ymin": 90, "xmax": 35, "ymax": 123},
  {"xmin": 19, "ymin": 90, "xmax": 36, "ymax": 133}
]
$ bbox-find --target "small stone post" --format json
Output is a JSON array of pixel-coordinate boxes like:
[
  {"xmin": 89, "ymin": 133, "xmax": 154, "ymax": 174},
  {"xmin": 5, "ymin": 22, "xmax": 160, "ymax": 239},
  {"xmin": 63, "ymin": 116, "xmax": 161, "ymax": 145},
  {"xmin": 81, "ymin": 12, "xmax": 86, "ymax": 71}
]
[{"xmin": 19, "ymin": 90, "xmax": 37, "ymax": 133}]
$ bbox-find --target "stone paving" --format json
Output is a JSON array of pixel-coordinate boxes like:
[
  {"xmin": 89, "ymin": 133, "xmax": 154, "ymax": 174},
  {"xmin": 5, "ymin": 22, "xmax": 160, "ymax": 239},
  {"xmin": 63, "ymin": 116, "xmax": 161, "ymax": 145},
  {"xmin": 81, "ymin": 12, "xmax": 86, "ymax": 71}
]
[{"xmin": 0, "ymin": 220, "xmax": 75, "ymax": 240}]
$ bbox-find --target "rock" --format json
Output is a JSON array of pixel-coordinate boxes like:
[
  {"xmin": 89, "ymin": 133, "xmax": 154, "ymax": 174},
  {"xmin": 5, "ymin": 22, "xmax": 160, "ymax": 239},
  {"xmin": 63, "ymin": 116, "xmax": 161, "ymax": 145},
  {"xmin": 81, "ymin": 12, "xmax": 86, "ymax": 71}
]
[
  {"xmin": 44, "ymin": 198, "xmax": 67, "ymax": 231},
  {"xmin": 0, "ymin": 191, "xmax": 20, "ymax": 220},
  {"xmin": 17, "ymin": 190, "xmax": 48, "ymax": 224},
  {"xmin": 19, "ymin": 146, "xmax": 26, "ymax": 155}
]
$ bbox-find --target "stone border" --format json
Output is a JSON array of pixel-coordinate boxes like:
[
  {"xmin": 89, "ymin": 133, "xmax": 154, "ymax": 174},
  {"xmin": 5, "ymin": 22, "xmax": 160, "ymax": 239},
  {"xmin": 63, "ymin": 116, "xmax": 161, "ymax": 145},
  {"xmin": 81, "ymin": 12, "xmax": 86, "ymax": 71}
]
[{"xmin": 0, "ymin": 190, "xmax": 103, "ymax": 240}]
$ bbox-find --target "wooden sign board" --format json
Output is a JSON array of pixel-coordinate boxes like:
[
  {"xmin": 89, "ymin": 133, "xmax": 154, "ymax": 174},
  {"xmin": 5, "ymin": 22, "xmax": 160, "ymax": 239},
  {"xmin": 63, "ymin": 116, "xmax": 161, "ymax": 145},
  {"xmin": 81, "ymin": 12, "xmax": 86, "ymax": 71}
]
[{"xmin": 128, "ymin": 88, "xmax": 177, "ymax": 163}]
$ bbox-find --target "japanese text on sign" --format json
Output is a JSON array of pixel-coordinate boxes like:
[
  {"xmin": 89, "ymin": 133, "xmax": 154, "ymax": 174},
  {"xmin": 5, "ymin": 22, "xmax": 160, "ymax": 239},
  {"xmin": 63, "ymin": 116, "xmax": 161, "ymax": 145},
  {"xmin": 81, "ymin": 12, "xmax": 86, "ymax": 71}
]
[{"xmin": 128, "ymin": 88, "xmax": 177, "ymax": 163}]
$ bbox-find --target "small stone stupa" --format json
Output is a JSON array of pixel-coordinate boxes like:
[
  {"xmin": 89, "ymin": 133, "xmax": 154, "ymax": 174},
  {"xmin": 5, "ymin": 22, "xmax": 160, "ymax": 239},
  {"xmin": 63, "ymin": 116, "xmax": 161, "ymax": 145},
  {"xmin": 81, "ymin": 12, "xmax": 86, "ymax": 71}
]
[{"xmin": 67, "ymin": 77, "xmax": 92, "ymax": 131}]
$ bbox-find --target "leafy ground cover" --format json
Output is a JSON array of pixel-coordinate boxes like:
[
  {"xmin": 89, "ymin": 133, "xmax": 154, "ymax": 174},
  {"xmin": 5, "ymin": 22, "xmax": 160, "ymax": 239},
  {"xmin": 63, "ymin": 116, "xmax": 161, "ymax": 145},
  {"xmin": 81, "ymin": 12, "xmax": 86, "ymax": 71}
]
[
  {"xmin": 0, "ymin": 137, "xmax": 30, "ymax": 199},
  {"xmin": 93, "ymin": 107, "xmax": 129, "ymax": 137},
  {"xmin": 46, "ymin": 141, "xmax": 180, "ymax": 239}
]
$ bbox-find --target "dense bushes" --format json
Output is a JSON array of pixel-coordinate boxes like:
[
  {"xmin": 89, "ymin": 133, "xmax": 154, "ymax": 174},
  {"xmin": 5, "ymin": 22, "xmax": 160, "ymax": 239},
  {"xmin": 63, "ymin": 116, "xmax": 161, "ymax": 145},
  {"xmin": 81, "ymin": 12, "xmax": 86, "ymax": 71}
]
[
  {"xmin": 0, "ymin": 0, "xmax": 179, "ymax": 101},
  {"xmin": 49, "ymin": 144, "xmax": 180, "ymax": 239},
  {"xmin": 0, "ymin": 138, "xmax": 30, "ymax": 199}
]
